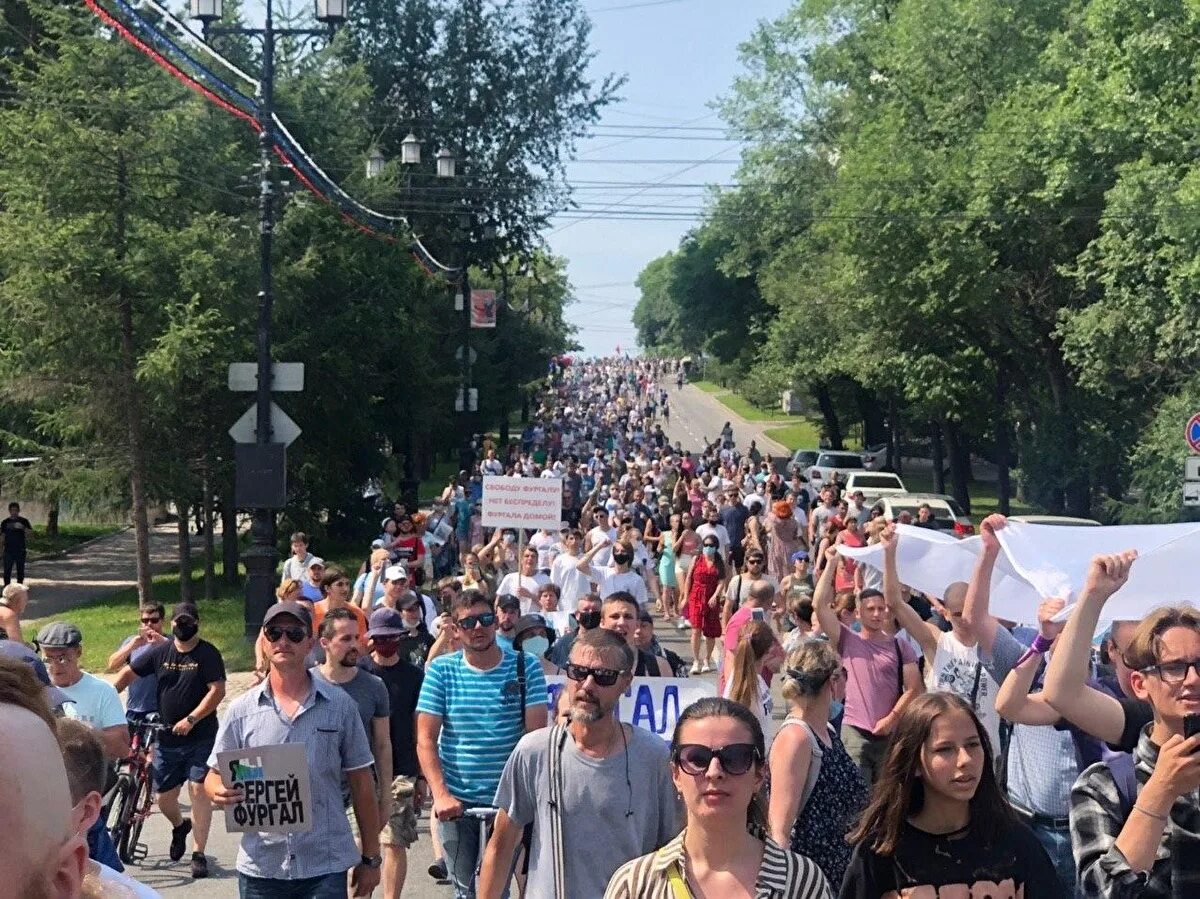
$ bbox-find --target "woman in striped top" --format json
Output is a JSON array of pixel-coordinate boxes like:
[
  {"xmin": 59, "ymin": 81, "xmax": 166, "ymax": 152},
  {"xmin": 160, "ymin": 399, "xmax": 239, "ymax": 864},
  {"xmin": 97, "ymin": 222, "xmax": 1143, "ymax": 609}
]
[{"xmin": 605, "ymin": 697, "xmax": 831, "ymax": 899}]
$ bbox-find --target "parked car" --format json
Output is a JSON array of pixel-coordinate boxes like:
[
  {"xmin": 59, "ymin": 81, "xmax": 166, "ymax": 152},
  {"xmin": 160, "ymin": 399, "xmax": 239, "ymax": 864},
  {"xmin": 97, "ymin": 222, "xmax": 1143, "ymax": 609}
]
[
  {"xmin": 1009, "ymin": 515, "xmax": 1102, "ymax": 527},
  {"xmin": 860, "ymin": 443, "xmax": 890, "ymax": 471},
  {"xmin": 805, "ymin": 451, "xmax": 865, "ymax": 493},
  {"xmin": 785, "ymin": 448, "xmax": 822, "ymax": 475},
  {"xmin": 870, "ymin": 493, "xmax": 975, "ymax": 537},
  {"xmin": 842, "ymin": 471, "xmax": 907, "ymax": 501}
]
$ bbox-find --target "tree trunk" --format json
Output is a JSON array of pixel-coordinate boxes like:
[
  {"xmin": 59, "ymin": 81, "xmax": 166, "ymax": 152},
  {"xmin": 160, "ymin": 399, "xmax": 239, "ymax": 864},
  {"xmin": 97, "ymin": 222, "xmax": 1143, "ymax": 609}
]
[
  {"xmin": 1044, "ymin": 347, "xmax": 1090, "ymax": 517},
  {"xmin": 994, "ymin": 366, "xmax": 1012, "ymax": 516},
  {"xmin": 499, "ymin": 403, "xmax": 510, "ymax": 446},
  {"xmin": 855, "ymin": 384, "xmax": 888, "ymax": 448},
  {"xmin": 812, "ymin": 382, "xmax": 843, "ymax": 449},
  {"xmin": 177, "ymin": 503, "xmax": 192, "ymax": 603},
  {"xmin": 114, "ymin": 149, "xmax": 153, "ymax": 603},
  {"xmin": 930, "ymin": 420, "xmax": 946, "ymax": 495},
  {"xmin": 887, "ymin": 396, "xmax": 903, "ymax": 476},
  {"xmin": 220, "ymin": 486, "xmax": 240, "ymax": 586},
  {"xmin": 46, "ymin": 498, "xmax": 60, "ymax": 538},
  {"xmin": 202, "ymin": 463, "xmax": 217, "ymax": 601},
  {"xmin": 944, "ymin": 419, "xmax": 972, "ymax": 513}
]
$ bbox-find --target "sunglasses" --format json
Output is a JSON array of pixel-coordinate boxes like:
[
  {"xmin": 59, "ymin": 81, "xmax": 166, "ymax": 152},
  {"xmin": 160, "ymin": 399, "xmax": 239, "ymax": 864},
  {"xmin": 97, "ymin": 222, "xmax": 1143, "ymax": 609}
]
[
  {"xmin": 673, "ymin": 743, "xmax": 760, "ymax": 776},
  {"xmin": 456, "ymin": 612, "xmax": 497, "ymax": 630},
  {"xmin": 746, "ymin": 558, "xmax": 764, "ymax": 565},
  {"xmin": 264, "ymin": 625, "xmax": 308, "ymax": 644},
  {"xmin": 564, "ymin": 663, "xmax": 625, "ymax": 687},
  {"xmin": 140, "ymin": 616, "xmax": 162, "ymax": 625}
]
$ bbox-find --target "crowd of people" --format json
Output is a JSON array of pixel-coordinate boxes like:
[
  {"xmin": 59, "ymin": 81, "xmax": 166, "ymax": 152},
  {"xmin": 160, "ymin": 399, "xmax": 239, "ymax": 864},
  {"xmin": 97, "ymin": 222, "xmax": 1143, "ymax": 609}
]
[{"xmin": 1, "ymin": 355, "xmax": 1196, "ymax": 899}]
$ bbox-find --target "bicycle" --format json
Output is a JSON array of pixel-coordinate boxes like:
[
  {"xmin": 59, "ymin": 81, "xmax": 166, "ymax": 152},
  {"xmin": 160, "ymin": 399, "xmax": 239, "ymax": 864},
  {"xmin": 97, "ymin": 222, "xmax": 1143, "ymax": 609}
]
[
  {"xmin": 106, "ymin": 715, "xmax": 165, "ymax": 864},
  {"xmin": 463, "ymin": 806, "xmax": 499, "ymax": 894}
]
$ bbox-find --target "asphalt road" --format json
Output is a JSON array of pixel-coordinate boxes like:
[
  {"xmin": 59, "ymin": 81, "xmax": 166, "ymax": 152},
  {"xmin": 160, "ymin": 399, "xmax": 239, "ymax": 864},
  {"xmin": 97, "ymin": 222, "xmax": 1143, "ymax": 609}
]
[{"xmin": 125, "ymin": 379, "xmax": 755, "ymax": 898}]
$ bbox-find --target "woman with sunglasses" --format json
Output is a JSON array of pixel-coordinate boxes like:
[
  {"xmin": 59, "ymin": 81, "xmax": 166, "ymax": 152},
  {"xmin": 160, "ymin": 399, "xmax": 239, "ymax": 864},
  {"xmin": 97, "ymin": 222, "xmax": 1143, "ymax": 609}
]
[
  {"xmin": 605, "ymin": 697, "xmax": 831, "ymax": 898},
  {"xmin": 841, "ymin": 693, "xmax": 1060, "ymax": 898},
  {"xmin": 768, "ymin": 640, "xmax": 866, "ymax": 888},
  {"xmin": 682, "ymin": 535, "xmax": 727, "ymax": 674}
]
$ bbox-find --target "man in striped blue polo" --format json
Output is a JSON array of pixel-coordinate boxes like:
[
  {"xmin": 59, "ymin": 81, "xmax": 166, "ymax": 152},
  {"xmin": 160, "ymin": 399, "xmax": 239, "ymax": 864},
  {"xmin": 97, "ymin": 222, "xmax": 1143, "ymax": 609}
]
[{"xmin": 416, "ymin": 589, "xmax": 548, "ymax": 898}]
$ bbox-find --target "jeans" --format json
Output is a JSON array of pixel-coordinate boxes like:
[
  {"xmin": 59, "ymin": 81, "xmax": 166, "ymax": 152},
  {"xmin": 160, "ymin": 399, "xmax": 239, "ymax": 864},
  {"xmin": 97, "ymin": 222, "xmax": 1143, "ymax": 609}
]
[
  {"xmin": 1028, "ymin": 820, "xmax": 1080, "ymax": 897},
  {"xmin": 438, "ymin": 816, "xmax": 512, "ymax": 899},
  {"xmin": 840, "ymin": 725, "xmax": 888, "ymax": 786},
  {"xmin": 237, "ymin": 872, "xmax": 347, "ymax": 898}
]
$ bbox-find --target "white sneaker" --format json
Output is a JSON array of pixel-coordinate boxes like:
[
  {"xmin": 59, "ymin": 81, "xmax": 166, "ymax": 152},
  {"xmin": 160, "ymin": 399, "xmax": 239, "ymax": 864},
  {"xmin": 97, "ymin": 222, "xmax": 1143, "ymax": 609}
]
[
  {"xmin": 699, "ymin": 661, "xmax": 712, "ymax": 674},
  {"xmin": 676, "ymin": 619, "xmax": 691, "ymax": 630},
  {"xmin": 690, "ymin": 660, "xmax": 702, "ymax": 675}
]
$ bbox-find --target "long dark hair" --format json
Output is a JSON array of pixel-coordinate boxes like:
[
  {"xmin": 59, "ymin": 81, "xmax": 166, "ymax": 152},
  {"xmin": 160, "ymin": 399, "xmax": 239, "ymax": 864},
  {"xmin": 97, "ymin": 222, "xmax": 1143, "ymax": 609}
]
[
  {"xmin": 847, "ymin": 692, "xmax": 1015, "ymax": 855},
  {"xmin": 670, "ymin": 697, "xmax": 766, "ymax": 828},
  {"xmin": 700, "ymin": 537, "xmax": 727, "ymax": 579}
]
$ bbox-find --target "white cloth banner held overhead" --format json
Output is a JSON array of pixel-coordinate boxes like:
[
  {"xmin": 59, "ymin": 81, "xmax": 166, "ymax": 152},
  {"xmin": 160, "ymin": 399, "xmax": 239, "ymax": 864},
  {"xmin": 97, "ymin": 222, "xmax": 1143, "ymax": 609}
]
[
  {"xmin": 837, "ymin": 522, "xmax": 1200, "ymax": 626},
  {"xmin": 544, "ymin": 675, "xmax": 717, "ymax": 741},
  {"xmin": 482, "ymin": 476, "xmax": 564, "ymax": 531}
]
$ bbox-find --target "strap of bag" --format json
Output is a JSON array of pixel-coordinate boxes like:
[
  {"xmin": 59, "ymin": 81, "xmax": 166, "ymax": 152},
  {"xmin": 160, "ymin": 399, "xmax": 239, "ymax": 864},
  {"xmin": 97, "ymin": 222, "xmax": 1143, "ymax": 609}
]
[
  {"xmin": 665, "ymin": 859, "xmax": 691, "ymax": 899},
  {"xmin": 517, "ymin": 650, "xmax": 528, "ymax": 728},
  {"xmin": 968, "ymin": 661, "xmax": 983, "ymax": 711},
  {"xmin": 779, "ymin": 718, "xmax": 824, "ymax": 814},
  {"xmin": 546, "ymin": 725, "xmax": 571, "ymax": 899},
  {"xmin": 894, "ymin": 638, "xmax": 904, "ymax": 697}
]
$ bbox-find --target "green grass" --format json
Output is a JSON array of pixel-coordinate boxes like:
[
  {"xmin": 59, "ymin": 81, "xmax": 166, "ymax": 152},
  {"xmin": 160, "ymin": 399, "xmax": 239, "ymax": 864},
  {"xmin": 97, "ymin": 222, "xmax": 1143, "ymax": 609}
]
[
  {"xmin": 29, "ymin": 523, "xmax": 124, "ymax": 558},
  {"xmin": 418, "ymin": 458, "xmax": 461, "ymax": 504},
  {"xmin": 693, "ymin": 380, "xmax": 797, "ymax": 422},
  {"xmin": 898, "ymin": 471, "xmax": 1039, "ymax": 525},
  {"xmin": 762, "ymin": 421, "xmax": 826, "ymax": 452}
]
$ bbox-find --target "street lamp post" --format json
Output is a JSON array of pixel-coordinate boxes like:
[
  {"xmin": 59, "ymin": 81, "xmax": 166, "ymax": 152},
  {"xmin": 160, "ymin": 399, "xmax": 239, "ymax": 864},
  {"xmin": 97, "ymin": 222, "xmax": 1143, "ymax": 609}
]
[{"xmin": 191, "ymin": 0, "xmax": 345, "ymax": 638}]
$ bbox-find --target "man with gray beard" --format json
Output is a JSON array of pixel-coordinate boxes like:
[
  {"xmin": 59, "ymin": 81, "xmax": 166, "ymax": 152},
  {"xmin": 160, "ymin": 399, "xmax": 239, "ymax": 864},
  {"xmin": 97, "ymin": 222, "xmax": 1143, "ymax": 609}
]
[{"xmin": 477, "ymin": 628, "xmax": 679, "ymax": 899}]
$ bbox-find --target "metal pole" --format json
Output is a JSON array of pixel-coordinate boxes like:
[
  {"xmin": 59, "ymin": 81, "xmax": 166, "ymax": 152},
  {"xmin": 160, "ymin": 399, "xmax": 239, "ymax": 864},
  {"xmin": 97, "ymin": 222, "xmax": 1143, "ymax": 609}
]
[
  {"xmin": 461, "ymin": 231, "xmax": 472, "ymax": 452},
  {"xmin": 243, "ymin": 0, "xmax": 278, "ymax": 638}
]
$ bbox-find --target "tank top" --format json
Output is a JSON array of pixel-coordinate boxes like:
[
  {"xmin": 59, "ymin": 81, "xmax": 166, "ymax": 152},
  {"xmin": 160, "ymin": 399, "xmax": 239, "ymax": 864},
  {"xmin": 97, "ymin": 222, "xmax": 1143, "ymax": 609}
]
[{"xmin": 925, "ymin": 630, "xmax": 1001, "ymax": 760}]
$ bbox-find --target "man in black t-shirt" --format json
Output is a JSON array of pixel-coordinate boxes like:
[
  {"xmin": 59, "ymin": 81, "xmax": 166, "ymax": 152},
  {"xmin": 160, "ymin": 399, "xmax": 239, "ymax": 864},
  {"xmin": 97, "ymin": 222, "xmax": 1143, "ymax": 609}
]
[
  {"xmin": 359, "ymin": 607, "xmax": 425, "ymax": 898},
  {"xmin": 114, "ymin": 601, "xmax": 226, "ymax": 879},
  {"xmin": 1, "ymin": 502, "xmax": 33, "ymax": 585}
]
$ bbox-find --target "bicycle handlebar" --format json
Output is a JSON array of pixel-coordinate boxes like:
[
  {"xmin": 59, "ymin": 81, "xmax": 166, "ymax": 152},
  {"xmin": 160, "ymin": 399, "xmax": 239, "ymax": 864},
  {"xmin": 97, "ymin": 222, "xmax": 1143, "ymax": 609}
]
[{"xmin": 462, "ymin": 807, "xmax": 499, "ymax": 820}]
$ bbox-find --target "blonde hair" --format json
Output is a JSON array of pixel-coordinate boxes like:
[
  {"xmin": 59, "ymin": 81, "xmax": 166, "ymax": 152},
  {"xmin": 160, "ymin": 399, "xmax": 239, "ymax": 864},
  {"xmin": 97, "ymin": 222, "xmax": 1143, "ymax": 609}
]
[
  {"xmin": 1124, "ymin": 605, "xmax": 1200, "ymax": 672},
  {"xmin": 780, "ymin": 639, "xmax": 840, "ymax": 703},
  {"xmin": 276, "ymin": 579, "xmax": 303, "ymax": 600},
  {"xmin": 728, "ymin": 622, "xmax": 775, "ymax": 711}
]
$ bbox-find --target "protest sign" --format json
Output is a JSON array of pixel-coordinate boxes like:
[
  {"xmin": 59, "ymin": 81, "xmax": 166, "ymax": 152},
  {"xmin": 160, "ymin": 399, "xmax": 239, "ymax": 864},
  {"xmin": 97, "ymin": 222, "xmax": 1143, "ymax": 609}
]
[
  {"xmin": 482, "ymin": 476, "xmax": 563, "ymax": 531},
  {"xmin": 545, "ymin": 675, "xmax": 716, "ymax": 741},
  {"xmin": 216, "ymin": 743, "xmax": 313, "ymax": 834}
]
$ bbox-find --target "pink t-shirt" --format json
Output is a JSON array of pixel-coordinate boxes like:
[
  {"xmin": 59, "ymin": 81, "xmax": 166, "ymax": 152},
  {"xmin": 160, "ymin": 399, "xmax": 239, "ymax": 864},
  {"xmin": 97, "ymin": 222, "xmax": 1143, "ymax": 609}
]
[
  {"xmin": 838, "ymin": 624, "xmax": 918, "ymax": 732},
  {"xmin": 724, "ymin": 605, "xmax": 757, "ymax": 655}
]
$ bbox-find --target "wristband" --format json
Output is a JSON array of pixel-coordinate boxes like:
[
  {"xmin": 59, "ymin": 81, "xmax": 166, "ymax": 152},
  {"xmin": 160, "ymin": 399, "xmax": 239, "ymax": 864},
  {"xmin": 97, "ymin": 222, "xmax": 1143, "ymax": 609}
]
[
  {"xmin": 1014, "ymin": 634, "xmax": 1055, "ymax": 667},
  {"xmin": 1133, "ymin": 805, "xmax": 1168, "ymax": 822}
]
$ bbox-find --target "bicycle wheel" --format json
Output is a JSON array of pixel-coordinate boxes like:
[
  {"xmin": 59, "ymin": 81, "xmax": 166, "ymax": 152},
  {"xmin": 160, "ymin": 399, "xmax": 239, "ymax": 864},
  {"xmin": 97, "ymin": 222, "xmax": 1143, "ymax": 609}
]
[
  {"xmin": 108, "ymin": 773, "xmax": 136, "ymax": 863},
  {"xmin": 123, "ymin": 771, "xmax": 154, "ymax": 861}
]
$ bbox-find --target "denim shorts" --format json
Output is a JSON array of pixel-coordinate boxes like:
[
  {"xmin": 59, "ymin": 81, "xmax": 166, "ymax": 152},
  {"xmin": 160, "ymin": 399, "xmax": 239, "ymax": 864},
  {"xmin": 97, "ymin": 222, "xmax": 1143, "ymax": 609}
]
[{"xmin": 152, "ymin": 738, "xmax": 215, "ymax": 793}]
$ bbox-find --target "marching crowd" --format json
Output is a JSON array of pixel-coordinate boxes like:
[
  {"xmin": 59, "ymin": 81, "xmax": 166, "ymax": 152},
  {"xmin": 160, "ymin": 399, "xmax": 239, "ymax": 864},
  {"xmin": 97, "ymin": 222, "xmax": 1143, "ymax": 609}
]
[{"xmin": 2, "ymin": 355, "xmax": 1198, "ymax": 898}]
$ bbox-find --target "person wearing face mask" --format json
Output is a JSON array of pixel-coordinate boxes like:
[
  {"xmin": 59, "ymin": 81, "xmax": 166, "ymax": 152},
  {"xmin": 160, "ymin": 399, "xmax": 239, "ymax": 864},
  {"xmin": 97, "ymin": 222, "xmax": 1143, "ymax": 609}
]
[
  {"xmin": 768, "ymin": 639, "xmax": 866, "ymax": 888},
  {"xmin": 113, "ymin": 602, "xmax": 226, "ymax": 878},
  {"xmin": 578, "ymin": 539, "xmax": 651, "ymax": 608},
  {"xmin": 512, "ymin": 614, "xmax": 558, "ymax": 676},
  {"xmin": 392, "ymin": 594, "xmax": 436, "ymax": 669},
  {"xmin": 549, "ymin": 593, "xmax": 604, "ymax": 668}
]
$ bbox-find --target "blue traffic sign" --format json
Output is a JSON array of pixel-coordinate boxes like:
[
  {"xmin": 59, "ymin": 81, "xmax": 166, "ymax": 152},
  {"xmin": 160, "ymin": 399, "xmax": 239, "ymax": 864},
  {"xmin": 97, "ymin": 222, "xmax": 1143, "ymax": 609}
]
[{"xmin": 1188, "ymin": 413, "xmax": 1200, "ymax": 453}]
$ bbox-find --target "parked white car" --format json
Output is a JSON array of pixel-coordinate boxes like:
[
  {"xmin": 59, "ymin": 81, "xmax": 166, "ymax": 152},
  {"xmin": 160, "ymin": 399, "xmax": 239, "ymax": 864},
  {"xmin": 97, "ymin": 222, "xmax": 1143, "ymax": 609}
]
[
  {"xmin": 870, "ymin": 493, "xmax": 975, "ymax": 537},
  {"xmin": 804, "ymin": 450, "xmax": 865, "ymax": 493},
  {"xmin": 843, "ymin": 471, "xmax": 907, "ymax": 501}
]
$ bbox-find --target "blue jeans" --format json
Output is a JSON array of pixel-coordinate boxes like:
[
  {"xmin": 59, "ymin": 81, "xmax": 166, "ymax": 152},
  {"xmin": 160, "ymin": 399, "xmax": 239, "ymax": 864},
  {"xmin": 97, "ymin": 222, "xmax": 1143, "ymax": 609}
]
[
  {"xmin": 237, "ymin": 872, "xmax": 346, "ymax": 898},
  {"xmin": 438, "ymin": 817, "xmax": 512, "ymax": 899},
  {"xmin": 1028, "ymin": 820, "xmax": 1080, "ymax": 897}
]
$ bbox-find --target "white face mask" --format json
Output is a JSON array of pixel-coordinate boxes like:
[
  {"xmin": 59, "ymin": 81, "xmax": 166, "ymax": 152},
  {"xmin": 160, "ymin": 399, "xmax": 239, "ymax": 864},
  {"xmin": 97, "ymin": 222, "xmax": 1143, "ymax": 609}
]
[{"xmin": 521, "ymin": 636, "xmax": 550, "ymax": 658}]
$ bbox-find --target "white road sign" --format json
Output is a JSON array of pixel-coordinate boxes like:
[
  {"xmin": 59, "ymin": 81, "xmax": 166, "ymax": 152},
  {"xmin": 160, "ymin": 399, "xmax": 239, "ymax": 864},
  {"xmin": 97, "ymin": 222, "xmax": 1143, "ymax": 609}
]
[
  {"xmin": 228, "ymin": 402, "xmax": 301, "ymax": 447},
  {"xmin": 227, "ymin": 362, "xmax": 305, "ymax": 392}
]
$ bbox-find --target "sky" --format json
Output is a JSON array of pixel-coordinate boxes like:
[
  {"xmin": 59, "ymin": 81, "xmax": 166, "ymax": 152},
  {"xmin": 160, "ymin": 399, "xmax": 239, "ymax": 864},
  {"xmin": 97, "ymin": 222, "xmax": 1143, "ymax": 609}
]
[{"xmin": 554, "ymin": 0, "xmax": 795, "ymax": 359}]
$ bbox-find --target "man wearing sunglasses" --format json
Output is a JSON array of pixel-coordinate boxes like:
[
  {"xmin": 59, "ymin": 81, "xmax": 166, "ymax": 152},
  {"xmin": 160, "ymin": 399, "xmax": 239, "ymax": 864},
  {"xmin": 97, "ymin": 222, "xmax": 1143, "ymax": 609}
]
[
  {"xmin": 106, "ymin": 601, "xmax": 168, "ymax": 724},
  {"xmin": 206, "ymin": 601, "xmax": 382, "ymax": 898},
  {"xmin": 479, "ymin": 628, "xmax": 678, "ymax": 899},
  {"xmin": 417, "ymin": 591, "xmax": 548, "ymax": 898}
]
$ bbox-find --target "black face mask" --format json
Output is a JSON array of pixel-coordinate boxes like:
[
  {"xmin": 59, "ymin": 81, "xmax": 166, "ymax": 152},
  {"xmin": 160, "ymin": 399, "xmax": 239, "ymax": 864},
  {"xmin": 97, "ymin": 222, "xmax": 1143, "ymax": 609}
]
[
  {"xmin": 612, "ymin": 552, "xmax": 631, "ymax": 565},
  {"xmin": 576, "ymin": 609, "xmax": 601, "ymax": 630},
  {"xmin": 173, "ymin": 621, "xmax": 199, "ymax": 641}
]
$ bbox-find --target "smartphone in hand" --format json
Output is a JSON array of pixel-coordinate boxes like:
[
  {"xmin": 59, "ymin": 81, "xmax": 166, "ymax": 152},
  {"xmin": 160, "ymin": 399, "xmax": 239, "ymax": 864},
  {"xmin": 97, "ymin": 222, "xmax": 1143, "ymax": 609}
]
[{"xmin": 1185, "ymin": 714, "xmax": 1200, "ymax": 744}]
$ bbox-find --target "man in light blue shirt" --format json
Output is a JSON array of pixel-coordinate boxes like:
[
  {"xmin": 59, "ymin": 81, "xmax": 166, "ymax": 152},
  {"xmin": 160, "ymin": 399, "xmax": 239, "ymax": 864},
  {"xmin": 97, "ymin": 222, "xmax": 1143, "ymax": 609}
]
[
  {"xmin": 417, "ymin": 590, "xmax": 548, "ymax": 898},
  {"xmin": 205, "ymin": 601, "xmax": 381, "ymax": 898}
]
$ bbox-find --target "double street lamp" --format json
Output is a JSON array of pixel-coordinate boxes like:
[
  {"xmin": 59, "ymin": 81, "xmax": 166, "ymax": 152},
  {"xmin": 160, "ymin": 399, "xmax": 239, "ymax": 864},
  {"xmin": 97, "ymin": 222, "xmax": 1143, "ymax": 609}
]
[{"xmin": 190, "ymin": 0, "xmax": 346, "ymax": 638}]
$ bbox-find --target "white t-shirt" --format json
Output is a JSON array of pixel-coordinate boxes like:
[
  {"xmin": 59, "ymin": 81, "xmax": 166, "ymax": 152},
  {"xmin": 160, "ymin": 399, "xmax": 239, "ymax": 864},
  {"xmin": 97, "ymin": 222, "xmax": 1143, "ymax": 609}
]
[
  {"xmin": 93, "ymin": 862, "xmax": 161, "ymax": 897},
  {"xmin": 528, "ymin": 531, "xmax": 559, "ymax": 570},
  {"xmin": 60, "ymin": 672, "xmax": 126, "ymax": 730},
  {"xmin": 497, "ymin": 571, "xmax": 551, "ymax": 615},
  {"xmin": 586, "ymin": 526, "xmax": 617, "ymax": 567},
  {"xmin": 925, "ymin": 630, "xmax": 1001, "ymax": 760},
  {"xmin": 595, "ymin": 568, "xmax": 650, "ymax": 607},
  {"xmin": 550, "ymin": 553, "xmax": 591, "ymax": 613},
  {"xmin": 280, "ymin": 552, "xmax": 315, "ymax": 584},
  {"xmin": 695, "ymin": 522, "xmax": 730, "ymax": 554},
  {"xmin": 722, "ymin": 672, "xmax": 772, "ymax": 735}
]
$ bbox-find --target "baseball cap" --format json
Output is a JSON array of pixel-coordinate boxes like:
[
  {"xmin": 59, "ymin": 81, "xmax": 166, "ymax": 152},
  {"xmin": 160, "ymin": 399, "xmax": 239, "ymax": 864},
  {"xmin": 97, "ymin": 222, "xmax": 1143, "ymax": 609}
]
[
  {"xmin": 367, "ymin": 607, "xmax": 405, "ymax": 638},
  {"xmin": 35, "ymin": 621, "xmax": 83, "ymax": 648},
  {"xmin": 0, "ymin": 641, "xmax": 72, "ymax": 709},
  {"xmin": 496, "ymin": 594, "xmax": 521, "ymax": 612},
  {"xmin": 171, "ymin": 602, "xmax": 199, "ymax": 622},
  {"xmin": 396, "ymin": 593, "xmax": 422, "ymax": 611},
  {"xmin": 791, "ymin": 549, "xmax": 810, "ymax": 563},
  {"xmin": 262, "ymin": 601, "xmax": 313, "ymax": 631},
  {"xmin": 384, "ymin": 565, "xmax": 408, "ymax": 582},
  {"xmin": 370, "ymin": 538, "xmax": 385, "ymax": 549},
  {"xmin": 513, "ymin": 614, "xmax": 549, "ymax": 642},
  {"xmin": 307, "ymin": 556, "xmax": 325, "ymax": 569}
]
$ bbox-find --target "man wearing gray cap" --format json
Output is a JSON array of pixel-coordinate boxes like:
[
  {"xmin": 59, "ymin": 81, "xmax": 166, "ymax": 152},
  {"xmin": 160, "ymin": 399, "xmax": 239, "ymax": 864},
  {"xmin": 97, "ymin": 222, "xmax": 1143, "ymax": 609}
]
[
  {"xmin": 113, "ymin": 601, "xmax": 226, "ymax": 878},
  {"xmin": 205, "ymin": 601, "xmax": 381, "ymax": 897},
  {"xmin": 37, "ymin": 620, "xmax": 129, "ymax": 759}
]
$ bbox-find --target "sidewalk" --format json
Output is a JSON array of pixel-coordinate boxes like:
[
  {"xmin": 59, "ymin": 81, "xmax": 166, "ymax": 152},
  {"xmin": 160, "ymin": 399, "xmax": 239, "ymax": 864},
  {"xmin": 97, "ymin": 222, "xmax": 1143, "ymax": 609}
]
[{"xmin": 22, "ymin": 523, "xmax": 182, "ymax": 619}]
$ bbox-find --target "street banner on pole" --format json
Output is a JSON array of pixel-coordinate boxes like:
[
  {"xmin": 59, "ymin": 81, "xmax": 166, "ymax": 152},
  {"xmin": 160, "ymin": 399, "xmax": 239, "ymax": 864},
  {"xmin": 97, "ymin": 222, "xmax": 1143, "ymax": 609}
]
[
  {"xmin": 482, "ymin": 476, "xmax": 562, "ymax": 530},
  {"xmin": 470, "ymin": 289, "xmax": 497, "ymax": 328},
  {"xmin": 545, "ymin": 675, "xmax": 716, "ymax": 741},
  {"xmin": 216, "ymin": 743, "xmax": 313, "ymax": 834}
]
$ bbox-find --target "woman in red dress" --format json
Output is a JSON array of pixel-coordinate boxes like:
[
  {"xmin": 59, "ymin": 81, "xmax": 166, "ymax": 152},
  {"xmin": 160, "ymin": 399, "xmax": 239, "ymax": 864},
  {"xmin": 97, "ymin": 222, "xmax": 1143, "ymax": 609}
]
[{"xmin": 683, "ymin": 535, "xmax": 728, "ymax": 674}]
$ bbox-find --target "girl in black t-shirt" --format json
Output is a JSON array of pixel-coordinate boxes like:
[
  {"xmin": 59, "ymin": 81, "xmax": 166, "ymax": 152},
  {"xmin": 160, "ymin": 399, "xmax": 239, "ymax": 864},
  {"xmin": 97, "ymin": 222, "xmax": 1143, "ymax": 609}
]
[{"xmin": 840, "ymin": 692, "xmax": 1064, "ymax": 898}]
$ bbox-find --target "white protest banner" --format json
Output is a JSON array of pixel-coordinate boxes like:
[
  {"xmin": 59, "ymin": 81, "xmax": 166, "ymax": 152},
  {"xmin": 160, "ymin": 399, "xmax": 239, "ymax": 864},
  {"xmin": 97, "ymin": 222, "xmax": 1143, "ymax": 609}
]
[
  {"xmin": 216, "ymin": 743, "xmax": 313, "ymax": 834},
  {"xmin": 545, "ymin": 675, "xmax": 717, "ymax": 741},
  {"xmin": 482, "ymin": 476, "xmax": 563, "ymax": 531},
  {"xmin": 839, "ymin": 521, "xmax": 1200, "ymax": 627}
]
